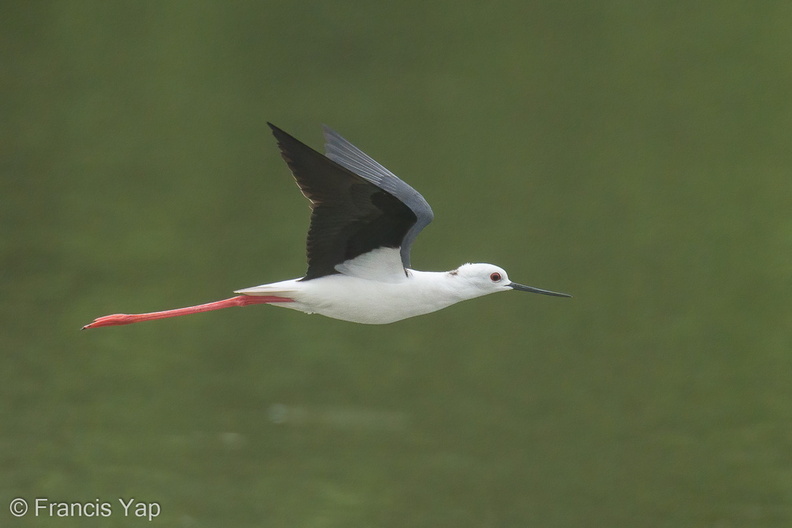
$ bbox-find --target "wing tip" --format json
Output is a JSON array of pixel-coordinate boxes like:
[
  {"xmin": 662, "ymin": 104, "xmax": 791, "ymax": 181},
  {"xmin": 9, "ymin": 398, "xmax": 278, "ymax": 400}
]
[{"xmin": 267, "ymin": 121, "xmax": 286, "ymax": 137}]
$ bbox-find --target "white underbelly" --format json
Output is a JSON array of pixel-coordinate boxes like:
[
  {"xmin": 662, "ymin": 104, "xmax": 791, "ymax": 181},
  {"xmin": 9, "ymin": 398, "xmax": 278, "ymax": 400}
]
[{"xmin": 288, "ymin": 274, "xmax": 457, "ymax": 324}]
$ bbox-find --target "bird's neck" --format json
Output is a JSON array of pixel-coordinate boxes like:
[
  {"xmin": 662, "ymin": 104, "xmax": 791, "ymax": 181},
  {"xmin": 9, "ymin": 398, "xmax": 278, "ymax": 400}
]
[{"xmin": 408, "ymin": 269, "xmax": 480, "ymax": 303}]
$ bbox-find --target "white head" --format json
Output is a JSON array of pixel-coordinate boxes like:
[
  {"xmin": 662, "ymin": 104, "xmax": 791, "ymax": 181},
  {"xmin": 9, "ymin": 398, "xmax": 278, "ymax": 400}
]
[{"xmin": 450, "ymin": 263, "xmax": 571, "ymax": 300}]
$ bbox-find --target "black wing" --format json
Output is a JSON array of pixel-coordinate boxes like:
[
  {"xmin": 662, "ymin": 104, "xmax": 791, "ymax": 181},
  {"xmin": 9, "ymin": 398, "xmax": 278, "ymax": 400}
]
[
  {"xmin": 269, "ymin": 123, "xmax": 429, "ymax": 280},
  {"xmin": 322, "ymin": 126, "xmax": 434, "ymax": 267}
]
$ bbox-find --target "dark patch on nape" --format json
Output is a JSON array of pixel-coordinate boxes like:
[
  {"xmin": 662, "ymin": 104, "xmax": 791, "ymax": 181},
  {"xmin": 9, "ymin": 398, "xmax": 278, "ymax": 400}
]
[{"xmin": 448, "ymin": 269, "xmax": 459, "ymax": 276}]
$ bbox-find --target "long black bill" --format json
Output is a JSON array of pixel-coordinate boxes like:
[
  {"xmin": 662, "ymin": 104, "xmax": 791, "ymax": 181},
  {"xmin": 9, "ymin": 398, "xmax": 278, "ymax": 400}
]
[{"xmin": 509, "ymin": 282, "xmax": 572, "ymax": 298}]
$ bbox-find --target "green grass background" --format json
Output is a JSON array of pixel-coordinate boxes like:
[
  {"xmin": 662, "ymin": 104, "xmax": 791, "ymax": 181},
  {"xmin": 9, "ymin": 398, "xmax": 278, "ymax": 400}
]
[{"xmin": 2, "ymin": 2, "xmax": 791, "ymax": 526}]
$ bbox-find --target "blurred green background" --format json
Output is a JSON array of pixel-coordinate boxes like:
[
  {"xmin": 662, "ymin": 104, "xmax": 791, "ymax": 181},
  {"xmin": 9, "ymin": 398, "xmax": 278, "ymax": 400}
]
[{"xmin": 2, "ymin": 2, "xmax": 791, "ymax": 526}]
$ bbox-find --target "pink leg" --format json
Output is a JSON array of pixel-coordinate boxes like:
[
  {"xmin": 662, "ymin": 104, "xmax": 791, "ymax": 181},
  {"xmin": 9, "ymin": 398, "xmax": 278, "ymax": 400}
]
[{"xmin": 82, "ymin": 295, "xmax": 293, "ymax": 329}]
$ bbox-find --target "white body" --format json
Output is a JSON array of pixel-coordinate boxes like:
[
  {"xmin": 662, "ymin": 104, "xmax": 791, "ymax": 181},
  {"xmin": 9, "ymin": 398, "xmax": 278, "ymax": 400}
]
[
  {"xmin": 237, "ymin": 270, "xmax": 478, "ymax": 324},
  {"xmin": 235, "ymin": 249, "xmax": 514, "ymax": 324}
]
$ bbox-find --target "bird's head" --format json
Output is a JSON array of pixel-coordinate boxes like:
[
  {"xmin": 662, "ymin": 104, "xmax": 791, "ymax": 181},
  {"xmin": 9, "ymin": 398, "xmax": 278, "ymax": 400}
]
[{"xmin": 451, "ymin": 263, "xmax": 571, "ymax": 299}]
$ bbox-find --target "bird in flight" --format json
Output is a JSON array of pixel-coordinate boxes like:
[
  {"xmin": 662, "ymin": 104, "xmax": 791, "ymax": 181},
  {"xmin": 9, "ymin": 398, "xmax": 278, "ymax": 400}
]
[{"xmin": 83, "ymin": 124, "xmax": 570, "ymax": 329}]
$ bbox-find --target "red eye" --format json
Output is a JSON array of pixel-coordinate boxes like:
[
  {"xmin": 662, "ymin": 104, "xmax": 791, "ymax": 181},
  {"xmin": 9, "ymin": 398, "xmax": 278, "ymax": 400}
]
[{"xmin": 490, "ymin": 272, "xmax": 502, "ymax": 282}]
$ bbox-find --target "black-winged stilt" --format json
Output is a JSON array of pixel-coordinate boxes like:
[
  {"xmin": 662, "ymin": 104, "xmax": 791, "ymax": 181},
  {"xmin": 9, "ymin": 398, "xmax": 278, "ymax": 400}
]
[{"xmin": 83, "ymin": 124, "xmax": 570, "ymax": 329}]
